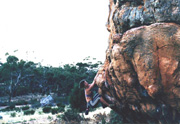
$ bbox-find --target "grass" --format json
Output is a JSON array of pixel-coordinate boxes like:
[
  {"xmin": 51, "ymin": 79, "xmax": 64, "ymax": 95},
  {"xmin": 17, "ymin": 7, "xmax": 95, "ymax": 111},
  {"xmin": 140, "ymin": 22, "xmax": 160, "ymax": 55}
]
[
  {"xmin": 29, "ymin": 118, "xmax": 36, "ymax": 121},
  {"xmin": 48, "ymin": 116, "xmax": 53, "ymax": 120}
]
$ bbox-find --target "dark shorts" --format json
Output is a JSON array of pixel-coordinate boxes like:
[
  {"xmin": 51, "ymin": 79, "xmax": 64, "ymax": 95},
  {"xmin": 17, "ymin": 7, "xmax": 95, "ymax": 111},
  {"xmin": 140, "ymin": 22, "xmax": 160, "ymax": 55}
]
[{"xmin": 87, "ymin": 93, "xmax": 101, "ymax": 109}]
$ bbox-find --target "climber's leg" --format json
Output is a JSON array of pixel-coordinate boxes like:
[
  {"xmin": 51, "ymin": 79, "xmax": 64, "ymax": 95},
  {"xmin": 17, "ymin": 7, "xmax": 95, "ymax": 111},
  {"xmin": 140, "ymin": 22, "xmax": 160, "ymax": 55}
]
[
  {"xmin": 100, "ymin": 97, "xmax": 110, "ymax": 106},
  {"xmin": 85, "ymin": 94, "xmax": 101, "ymax": 115},
  {"xmin": 85, "ymin": 102, "xmax": 91, "ymax": 115},
  {"xmin": 89, "ymin": 94, "xmax": 101, "ymax": 107}
]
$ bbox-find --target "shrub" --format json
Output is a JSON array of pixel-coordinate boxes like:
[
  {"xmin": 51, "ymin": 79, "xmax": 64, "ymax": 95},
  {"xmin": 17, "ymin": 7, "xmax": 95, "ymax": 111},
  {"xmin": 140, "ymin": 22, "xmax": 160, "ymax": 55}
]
[
  {"xmin": 57, "ymin": 103, "xmax": 65, "ymax": 108},
  {"xmin": 10, "ymin": 112, "xmax": 16, "ymax": 117},
  {"xmin": 29, "ymin": 118, "xmax": 36, "ymax": 121},
  {"xmin": 43, "ymin": 106, "xmax": 51, "ymax": 113},
  {"xmin": 24, "ymin": 110, "xmax": 35, "ymax": 115},
  {"xmin": 15, "ymin": 100, "xmax": 28, "ymax": 105},
  {"xmin": 51, "ymin": 107, "xmax": 64, "ymax": 115},
  {"xmin": 48, "ymin": 116, "xmax": 53, "ymax": 120},
  {"xmin": 29, "ymin": 99, "xmax": 38, "ymax": 105},
  {"xmin": 58, "ymin": 106, "xmax": 64, "ymax": 112},
  {"xmin": 8, "ymin": 103, "xmax": 16, "ymax": 110},
  {"xmin": 51, "ymin": 108, "xmax": 59, "ymax": 115},
  {"xmin": 109, "ymin": 110, "xmax": 123, "ymax": 124},
  {"xmin": 38, "ymin": 111, "xmax": 42, "ymax": 115},
  {"xmin": 60, "ymin": 109, "xmax": 82, "ymax": 122},
  {"xmin": 69, "ymin": 84, "xmax": 86, "ymax": 112},
  {"xmin": 1, "ymin": 103, "xmax": 16, "ymax": 111},
  {"xmin": 21, "ymin": 106, "xmax": 30, "ymax": 111},
  {"xmin": 14, "ymin": 107, "xmax": 21, "ymax": 112},
  {"xmin": 31, "ymin": 103, "xmax": 41, "ymax": 108}
]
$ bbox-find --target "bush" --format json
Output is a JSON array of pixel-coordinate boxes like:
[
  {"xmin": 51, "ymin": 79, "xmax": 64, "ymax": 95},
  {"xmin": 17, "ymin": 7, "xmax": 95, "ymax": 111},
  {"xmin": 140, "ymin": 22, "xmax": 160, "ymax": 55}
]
[
  {"xmin": 8, "ymin": 103, "xmax": 16, "ymax": 110},
  {"xmin": 31, "ymin": 103, "xmax": 41, "ymax": 108},
  {"xmin": 69, "ymin": 84, "xmax": 86, "ymax": 112},
  {"xmin": 60, "ymin": 109, "xmax": 82, "ymax": 122},
  {"xmin": 28, "ymin": 99, "xmax": 38, "ymax": 104},
  {"xmin": 0, "ymin": 103, "xmax": 17, "ymax": 112},
  {"xmin": 51, "ymin": 108, "xmax": 59, "ymax": 115},
  {"xmin": 109, "ymin": 110, "xmax": 123, "ymax": 124},
  {"xmin": 57, "ymin": 103, "xmax": 65, "ymax": 108},
  {"xmin": 51, "ymin": 107, "xmax": 65, "ymax": 115},
  {"xmin": 43, "ymin": 106, "xmax": 52, "ymax": 113},
  {"xmin": 58, "ymin": 106, "xmax": 64, "ymax": 112},
  {"xmin": 24, "ymin": 110, "xmax": 35, "ymax": 115},
  {"xmin": 15, "ymin": 100, "xmax": 28, "ymax": 105},
  {"xmin": 21, "ymin": 106, "xmax": 30, "ymax": 111},
  {"xmin": 14, "ymin": 107, "xmax": 21, "ymax": 112},
  {"xmin": 10, "ymin": 112, "xmax": 16, "ymax": 117}
]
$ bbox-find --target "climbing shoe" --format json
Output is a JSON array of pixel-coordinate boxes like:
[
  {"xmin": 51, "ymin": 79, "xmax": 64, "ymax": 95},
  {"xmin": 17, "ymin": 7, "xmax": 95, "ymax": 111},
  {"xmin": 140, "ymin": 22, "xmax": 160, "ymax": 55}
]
[
  {"xmin": 101, "ymin": 103, "xmax": 108, "ymax": 108},
  {"xmin": 85, "ymin": 109, "xmax": 89, "ymax": 115}
]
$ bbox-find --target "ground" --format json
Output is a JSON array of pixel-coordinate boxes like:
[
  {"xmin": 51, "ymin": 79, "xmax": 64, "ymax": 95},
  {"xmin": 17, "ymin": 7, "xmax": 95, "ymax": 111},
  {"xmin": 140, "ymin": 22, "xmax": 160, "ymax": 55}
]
[{"xmin": 0, "ymin": 107, "xmax": 111, "ymax": 124}]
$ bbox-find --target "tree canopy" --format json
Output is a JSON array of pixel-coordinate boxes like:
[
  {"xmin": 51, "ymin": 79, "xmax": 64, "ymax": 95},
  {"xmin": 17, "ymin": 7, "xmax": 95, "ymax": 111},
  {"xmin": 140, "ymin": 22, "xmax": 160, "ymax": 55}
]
[{"xmin": 0, "ymin": 55, "xmax": 102, "ymax": 105}]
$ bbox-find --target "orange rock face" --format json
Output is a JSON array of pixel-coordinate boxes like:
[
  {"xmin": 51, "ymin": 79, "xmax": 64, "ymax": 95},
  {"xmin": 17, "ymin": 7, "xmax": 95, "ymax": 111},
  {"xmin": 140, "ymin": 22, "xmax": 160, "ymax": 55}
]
[{"xmin": 94, "ymin": 0, "xmax": 180, "ymax": 123}]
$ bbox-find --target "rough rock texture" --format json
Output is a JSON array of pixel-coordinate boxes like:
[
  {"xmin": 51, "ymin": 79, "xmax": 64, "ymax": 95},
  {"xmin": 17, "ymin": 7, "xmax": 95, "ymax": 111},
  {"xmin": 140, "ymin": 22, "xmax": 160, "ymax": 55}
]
[{"xmin": 95, "ymin": 0, "xmax": 180, "ymax": 123}]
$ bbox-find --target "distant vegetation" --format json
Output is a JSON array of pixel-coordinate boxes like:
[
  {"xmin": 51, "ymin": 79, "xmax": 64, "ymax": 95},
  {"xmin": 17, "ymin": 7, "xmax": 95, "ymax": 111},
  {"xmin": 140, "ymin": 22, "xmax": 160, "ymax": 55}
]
[{"xmin": 0, "ymin": 55, "xmax": 102, "ymax": 111}]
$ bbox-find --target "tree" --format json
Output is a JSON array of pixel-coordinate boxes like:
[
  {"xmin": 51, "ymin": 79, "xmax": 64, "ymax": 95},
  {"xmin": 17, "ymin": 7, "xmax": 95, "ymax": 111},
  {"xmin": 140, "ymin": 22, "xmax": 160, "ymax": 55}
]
[{"xmin": 0, "ymin": 55, "xmax": 35, "ymax": 103}]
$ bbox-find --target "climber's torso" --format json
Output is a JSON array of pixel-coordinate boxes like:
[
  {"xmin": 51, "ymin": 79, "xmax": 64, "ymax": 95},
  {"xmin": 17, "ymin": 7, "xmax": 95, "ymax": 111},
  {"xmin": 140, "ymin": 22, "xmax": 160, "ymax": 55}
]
[{"xmin": 85, "ymin": 86, "xmax": 93, "ymax": 102}]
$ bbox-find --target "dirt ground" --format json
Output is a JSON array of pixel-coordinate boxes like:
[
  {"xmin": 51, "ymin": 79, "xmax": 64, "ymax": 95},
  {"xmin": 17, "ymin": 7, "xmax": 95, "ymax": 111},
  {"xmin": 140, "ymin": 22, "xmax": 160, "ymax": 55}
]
[
  {"xmin": 0, "ymin": 94, "xmax": 111, "ymax": 124},
  {"xmin": 0, "ymin": 107, "xmax": 111, "ymax": 124}
]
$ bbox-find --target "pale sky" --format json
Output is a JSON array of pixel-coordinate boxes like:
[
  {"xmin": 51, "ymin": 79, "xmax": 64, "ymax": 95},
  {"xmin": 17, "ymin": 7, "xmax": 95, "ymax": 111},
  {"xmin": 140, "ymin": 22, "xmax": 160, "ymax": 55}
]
[{"xmin": 0, "ymin": 0, "xmax": 109, "ymax": 67}]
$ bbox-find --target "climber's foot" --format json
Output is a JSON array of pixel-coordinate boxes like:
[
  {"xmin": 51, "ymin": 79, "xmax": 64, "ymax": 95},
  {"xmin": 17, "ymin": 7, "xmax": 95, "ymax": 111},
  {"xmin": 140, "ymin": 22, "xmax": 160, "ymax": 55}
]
[
  {"xmin": 85, "ymin": 109, "xmax": 89, "ymax": 115},
  {"xmin": 102, "ymin": 103, "xmax": 108, "ymax": 108}
]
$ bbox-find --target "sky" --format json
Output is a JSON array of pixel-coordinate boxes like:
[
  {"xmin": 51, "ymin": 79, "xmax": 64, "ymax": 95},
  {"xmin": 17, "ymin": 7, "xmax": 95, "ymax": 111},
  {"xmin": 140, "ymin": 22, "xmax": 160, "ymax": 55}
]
[{"xmin": 0, "ymin": 0, "xmax": 109, "ymax": 67}]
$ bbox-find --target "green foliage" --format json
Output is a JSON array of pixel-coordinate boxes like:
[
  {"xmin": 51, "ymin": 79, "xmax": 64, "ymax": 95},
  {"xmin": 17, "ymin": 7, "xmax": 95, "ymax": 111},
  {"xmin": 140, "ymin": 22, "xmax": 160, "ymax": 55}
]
[
  {"xmin": 58, "ymin": 106, "xmax": 64, "ymax": 112},
  {"xmin": 21, "ymin": 106, "xmax": 30, "ymax": 111},
  {"xmin": 0, "ymin": 101, "xmax": 8, "ymax": 106},
  {"xmin": 51, "ymin": 108, "xmax": 59, "ymax": 114},
  {"xmin": 109, "ymin": 110, "xmax": 123, "ymax": 124},
  {"xmin": 29, "ymin": 118, "xmax": 36, "ymax": 121},
  {"xmin": 0, "ymin": 55, "xmax": 101, "ymax": 105},
  {"xmin": 16, "ymin": 108, "xmax": 21, "ymax": 112},
  {"xmin": 15, "ymin": 86, "xmax": 30, "ymax": 96},
  {"xmin": 57, "ymin": 102, "xmax": 65, "ymax": 108},
  {"xmin": 51, "ymin": 106, "xmax": 64, "ymax": 115},
  {"xmin": 10, "ymin": 112, "xmax": 16, "ymax": 117},
  {"xmin": 102, "ymin": 117, "xmax": 106, "ymax": 124},
  {"xmin": 43, "ymin": 106, "xmax": 64, "ymax": 115},
  {"xmin": 69, "ymin": 84, "xmax": 86, "ymax": 112},
  {"xmin": 0, "ymin": 104, "xmax": 21, "ymax": 112},
  {"xmin": 29, "ymin": 99, "xmax": 41, "ymax": 108},
  {"xmin": 23, "ymin": 110, "xmax": 35, "ymax": 115},
  {"xmin": 60, "ymin": 109, "xmax": 82, "ymax": 122},
  {"xmin": 15, "ymin": 100, "xmax": 28, "ymax": 105},
  {"xmin": 7, "ymin": 103, "xmax": 16, "ymax": 110},
  {"xmin": 48, "ymin": 116, "xmax": 53, "ymax": 120},
  {"xmin": 43, "ymin": 106, "xmax": 52, "ymax": 113}
]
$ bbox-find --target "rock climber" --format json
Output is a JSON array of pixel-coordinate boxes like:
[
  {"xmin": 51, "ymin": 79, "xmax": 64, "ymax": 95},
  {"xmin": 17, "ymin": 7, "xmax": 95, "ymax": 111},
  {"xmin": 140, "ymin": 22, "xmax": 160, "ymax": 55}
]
[{"xmin": 79, "ymin": 75, "xmax": 114, "ymax": 115}]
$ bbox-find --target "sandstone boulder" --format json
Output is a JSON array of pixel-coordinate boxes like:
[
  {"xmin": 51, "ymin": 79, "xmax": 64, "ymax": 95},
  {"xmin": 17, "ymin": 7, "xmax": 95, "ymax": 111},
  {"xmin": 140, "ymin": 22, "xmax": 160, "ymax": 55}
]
[{"xmin": 95, "ymin": 0, "xmax": 180, "ymax": 123}]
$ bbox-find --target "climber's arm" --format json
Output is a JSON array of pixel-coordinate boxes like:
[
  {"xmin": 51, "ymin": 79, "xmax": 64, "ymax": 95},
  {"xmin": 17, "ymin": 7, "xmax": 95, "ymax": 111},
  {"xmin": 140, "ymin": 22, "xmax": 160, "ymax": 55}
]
[{"xmin": 89, "ymin": 74, "xmax": 98, "ymax": 90}]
